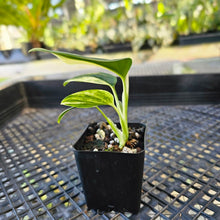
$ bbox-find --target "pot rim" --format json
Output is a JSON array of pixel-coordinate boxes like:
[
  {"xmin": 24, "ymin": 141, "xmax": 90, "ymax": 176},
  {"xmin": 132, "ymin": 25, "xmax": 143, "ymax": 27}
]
[{"xmin": 72, "ymin": 147, "xmax": 145, "ymax": 154}]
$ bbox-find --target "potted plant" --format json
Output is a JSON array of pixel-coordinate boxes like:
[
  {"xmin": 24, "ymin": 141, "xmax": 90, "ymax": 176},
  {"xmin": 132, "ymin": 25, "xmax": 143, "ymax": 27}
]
[{"xmin": 29, "ymin": 48, "xmax": 146, "ymax": 214}]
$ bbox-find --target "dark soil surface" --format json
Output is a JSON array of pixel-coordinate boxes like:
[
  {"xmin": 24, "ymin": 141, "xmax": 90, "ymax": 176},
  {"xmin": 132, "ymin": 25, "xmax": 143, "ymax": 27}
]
[{"xmin": 74, "ymin": 122, "xmax": 145, "ymax": 153}]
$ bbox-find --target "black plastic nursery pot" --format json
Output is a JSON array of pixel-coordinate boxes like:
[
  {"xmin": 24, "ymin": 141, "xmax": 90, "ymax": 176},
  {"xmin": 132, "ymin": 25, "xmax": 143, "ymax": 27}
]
[
  {"xmin": 73, "ymin": 123, "xmax": 146, "ymax": 214},
  {"xmin": 178, "ymin": 31, "xmax": 220, "ymax": 45}
]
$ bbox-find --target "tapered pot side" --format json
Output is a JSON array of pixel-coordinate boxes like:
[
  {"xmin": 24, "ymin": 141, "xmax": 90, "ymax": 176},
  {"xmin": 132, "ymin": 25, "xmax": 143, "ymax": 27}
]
[{"xmin": 73, "ymin": 123, "xmax": 146, "ymax": 214}]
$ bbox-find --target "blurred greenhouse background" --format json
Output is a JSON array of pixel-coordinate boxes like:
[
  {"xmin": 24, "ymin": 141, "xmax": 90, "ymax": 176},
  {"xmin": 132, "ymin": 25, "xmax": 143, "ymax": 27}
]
[
  {"xmin": 0, "ymin": 0, "xmax": 220, "ymax": 53},
  {"xmin": 0, "ymin": 0, "xmax": 220, "ymax": 84}
]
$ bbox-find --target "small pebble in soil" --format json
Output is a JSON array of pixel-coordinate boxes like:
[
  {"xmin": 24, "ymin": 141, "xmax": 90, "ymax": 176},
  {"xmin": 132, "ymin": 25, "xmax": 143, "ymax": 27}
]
[
  {"xmin": 110, "ymin": 133, "xmax": 115, "ymax": 138},
  {"xmin": 94, "ymin": 134, "xmax": 100, "ymax": 140},
  {"xmin": 107, "ymin": 125, "xmax": 111, "ymax": 130},
  {"xmin": 109, "ymin": 140, "xmax": 114, "ymax": 144},
  {"xmin": 88, "ymin": 126, "xmax": 94, "ymax": 131},
  {"xmin": 122, "ymin": 146, "xmax": 137, "ymax": 154},
  {"xmin": 96, "ymin": 129, "xmax": 105, "ymax": 140},
  {"xmin": 108, "ymin": 144, "xmax": 113, "ymax": 149},
  {"xmin": 135, "ymin": 132, "xmax": 140, "ymax": 138},
  {"xmin": 132, "ymin": 149, "xmax": 137, "ymax": 153},
  {"xmin": 114, "ymin": 138, "xmax": 119, "ymax": 143}
]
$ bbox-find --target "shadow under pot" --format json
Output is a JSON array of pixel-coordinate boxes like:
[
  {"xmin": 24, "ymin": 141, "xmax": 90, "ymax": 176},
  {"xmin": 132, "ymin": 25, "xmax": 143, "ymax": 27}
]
[{"xmin": 73, "ymin": 122, "xmax": 146, "ymax": 214}]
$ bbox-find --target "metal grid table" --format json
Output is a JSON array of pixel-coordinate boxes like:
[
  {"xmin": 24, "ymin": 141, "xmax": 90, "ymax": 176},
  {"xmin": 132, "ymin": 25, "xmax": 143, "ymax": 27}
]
[{"xmin": 0, "ymin": 104, "xmax": 220, "ymax": 220}]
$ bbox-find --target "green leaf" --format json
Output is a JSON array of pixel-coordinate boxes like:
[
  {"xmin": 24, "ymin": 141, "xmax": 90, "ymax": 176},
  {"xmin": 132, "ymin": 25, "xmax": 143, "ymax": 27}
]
[
  {"xmin": 29, "ymin": 48, "xmax": 132, "ymax": 78},
  {"xmin": 57, "ymin": 107, "xmax": 75, "ymax": 124},
  {"xmin": 158, "ymin": 2, "xmax": 165, "ymax": 14},
  {"xmin": 124, "ymin": 0, "xmax": 132, "ymax": 11},
  {"xmin": 63, "ymin": 72, "xmax": 117, "ymax": 87},
  {"xmin": 61, "ymin": 89, "xmax": 115, "ymax": 108}
]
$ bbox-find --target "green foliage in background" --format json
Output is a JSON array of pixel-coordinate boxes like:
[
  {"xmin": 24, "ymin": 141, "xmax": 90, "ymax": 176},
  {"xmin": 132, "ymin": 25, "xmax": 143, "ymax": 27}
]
[
  {"xmin": 1, "ymin": 0, "xmax": 220, "ymax": 52},
  {"xmin": 167, "ymin": 0, "xmax": 220, "ymax": 35},
  {"xmin": 56, "ymin": 0, "xmax": 220, "ymax": 52},
  {"xmin": 0, "ymin": 0, "xmax": 66, "ymax": 47}
]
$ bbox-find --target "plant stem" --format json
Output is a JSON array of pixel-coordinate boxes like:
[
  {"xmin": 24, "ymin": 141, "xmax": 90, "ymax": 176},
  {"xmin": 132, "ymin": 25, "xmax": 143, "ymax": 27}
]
[
  {"xmin": 120, "ymin": 75, "xmax": 129, "ymax": 147},
  {"xmin": 96, "ymin": 106, "xmax": 123, "ymax": 144},
  {"xmin": 111, "ymin": 86, "xmax": 122, "ymax": 113}
]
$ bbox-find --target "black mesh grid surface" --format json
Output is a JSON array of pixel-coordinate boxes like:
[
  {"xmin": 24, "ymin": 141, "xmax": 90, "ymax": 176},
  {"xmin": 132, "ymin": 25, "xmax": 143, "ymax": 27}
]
[{"xmin": 0, "ymin": 104, "xmax": 220, "ymax": 220}]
